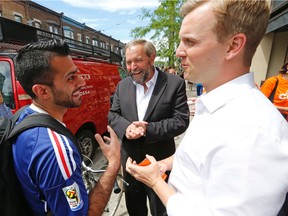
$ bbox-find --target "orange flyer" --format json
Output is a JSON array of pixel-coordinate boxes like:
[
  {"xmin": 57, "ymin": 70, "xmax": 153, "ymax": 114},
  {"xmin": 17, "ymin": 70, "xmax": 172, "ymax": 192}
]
[{"xmin": 138, "ymin": 158, "xmax": 167, "ymax": 180}]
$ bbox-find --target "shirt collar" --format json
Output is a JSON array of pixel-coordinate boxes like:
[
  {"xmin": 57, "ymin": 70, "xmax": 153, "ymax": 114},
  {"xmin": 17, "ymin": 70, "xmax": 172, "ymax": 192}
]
[
  {"xmin": 30, "ymin": 103, "xmax": 49, "ymax": 114},
  {"xmin": 197, "ymin": 72, "xmax": 256, "ymax": 114},
  {"xmin": 29, "ymin": 103, "xmax": 65, "ymax": 125}
]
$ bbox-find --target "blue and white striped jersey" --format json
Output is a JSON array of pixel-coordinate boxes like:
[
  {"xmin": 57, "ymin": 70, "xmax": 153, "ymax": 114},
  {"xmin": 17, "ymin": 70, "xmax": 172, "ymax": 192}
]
[{"xmin": 12, "ymin": 106, "xmax": 88, "ymax": 215}]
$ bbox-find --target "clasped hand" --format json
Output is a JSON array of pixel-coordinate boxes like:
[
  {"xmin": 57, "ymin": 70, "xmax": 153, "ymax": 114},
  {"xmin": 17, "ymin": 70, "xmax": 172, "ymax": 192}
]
[{"xmin": 125, "ymin": 121, "xmax": 148, "ymax": 140}]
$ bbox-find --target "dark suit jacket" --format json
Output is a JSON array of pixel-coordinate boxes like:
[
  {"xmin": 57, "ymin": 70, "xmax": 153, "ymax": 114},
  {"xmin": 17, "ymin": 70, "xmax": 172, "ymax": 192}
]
[{"xmin": 108, "ymin": 68, "xmax": 190, "ymax": 166}]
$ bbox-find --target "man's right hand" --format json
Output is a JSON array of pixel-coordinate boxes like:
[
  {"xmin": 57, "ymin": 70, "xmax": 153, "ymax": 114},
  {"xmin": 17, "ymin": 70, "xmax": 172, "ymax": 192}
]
[{"xmin": 95, "ymin": 125, "xmax": 120, "ymax": 169}]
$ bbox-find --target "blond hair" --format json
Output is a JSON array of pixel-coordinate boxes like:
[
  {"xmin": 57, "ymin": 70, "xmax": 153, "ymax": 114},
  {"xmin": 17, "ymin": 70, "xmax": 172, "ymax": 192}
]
[{"xmin": 180, "ymin": 0, "xmax": 270, "ymax": 67}]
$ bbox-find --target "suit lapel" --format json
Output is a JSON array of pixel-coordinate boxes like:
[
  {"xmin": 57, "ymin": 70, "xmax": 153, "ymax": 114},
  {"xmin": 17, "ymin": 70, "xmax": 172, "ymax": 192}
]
[
  {"xmin": 128, "ymin": 79, "xmax": 139, "ymax": 120},
  {"xmin": 144, "ymin": 70, "xmax": 167, "ymax": 120}
]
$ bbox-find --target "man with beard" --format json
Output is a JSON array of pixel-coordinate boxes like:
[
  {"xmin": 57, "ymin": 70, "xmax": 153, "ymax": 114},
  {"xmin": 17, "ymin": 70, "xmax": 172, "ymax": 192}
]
[
  {"xmin": 126, "ymin": 1, "xmax": 288, "ymax": 216},
  {"xmin": 13, "ymin": 39, "xmax": 121, "ymax": 215},
  {"xmin": 108, "ymin": 39, "xmax": 190, "ymax": 216}
]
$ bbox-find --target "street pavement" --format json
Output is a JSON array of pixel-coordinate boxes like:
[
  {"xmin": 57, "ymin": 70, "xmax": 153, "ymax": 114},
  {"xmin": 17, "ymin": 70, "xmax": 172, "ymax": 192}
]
[{"xmin": 113, "ymin": 83, "xmax": 196, "ymax": 216}]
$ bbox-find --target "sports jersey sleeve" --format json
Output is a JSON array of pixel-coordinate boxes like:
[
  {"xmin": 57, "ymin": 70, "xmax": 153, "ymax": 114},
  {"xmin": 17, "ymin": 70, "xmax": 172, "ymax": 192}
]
[
  {"xmin": 13, "ymin": 126, "xmax": 88, "ymax": 215},
  {"xmin": 39, "ymin": 128, "xmax": 88, "ymax": 215}
]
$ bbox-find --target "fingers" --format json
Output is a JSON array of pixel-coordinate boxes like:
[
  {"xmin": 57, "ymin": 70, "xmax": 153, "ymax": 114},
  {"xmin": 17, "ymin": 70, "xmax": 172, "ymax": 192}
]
[
  {"xmin": 95, "ymin": 126, "xmax": 120, "ymax": 165},
  {"xmin": 96, "ymin": 126, "xmax": 118, "ymax": 145},
  {"xmin": 125, "ymin": 156, "xmax": 162, "ymax": 187},
  {"xmin": 145, "ymin": 154, "xmax": 156, "ymax": 163},
  {"xmin": 125, "ymin": 122, "xmax": 145, "ymax": 139},
  {"xmin": 95, "ymin": 133, "xmax": 104, "ymax": 145},
  {"xmin": 107, "ymin": 125, "xmax": 117, "ymax": 139},
  {"xmin": 126, "ymin": 157, "xmax": 137, "ymax": 175},
  {"xmin": 158, "ymin": 162, "xmax": 168, "ymax": 175},
  {"xmin": 133, "ymin": 121, "xmax": 147, "ymax": 134},
  {"xmin": 133, "ymin": 121, "xmax": 148, "ymax": 127}
]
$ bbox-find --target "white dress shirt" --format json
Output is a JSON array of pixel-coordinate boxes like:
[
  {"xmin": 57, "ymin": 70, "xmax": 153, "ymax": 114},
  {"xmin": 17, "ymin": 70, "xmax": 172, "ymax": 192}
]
[
  {"xmin": 167, "ymin": 72, "xmax": 288, "ymax": 216},
  {"xmin": 135, "ymin": 69, "xmax": 158, "ymax": 121}
]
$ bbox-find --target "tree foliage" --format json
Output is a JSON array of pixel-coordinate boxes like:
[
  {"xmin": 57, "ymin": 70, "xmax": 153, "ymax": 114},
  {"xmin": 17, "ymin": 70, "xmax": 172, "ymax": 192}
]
[{"xmin": 131, "ymin": 0, "xmax": 185, "ymax": 67}]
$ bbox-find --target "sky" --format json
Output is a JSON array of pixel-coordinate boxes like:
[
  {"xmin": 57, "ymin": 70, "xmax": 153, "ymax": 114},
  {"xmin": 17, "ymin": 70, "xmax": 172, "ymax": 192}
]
[{"xmin": 33, "ymin": 0, "xmax": 160, "ymax": 43}]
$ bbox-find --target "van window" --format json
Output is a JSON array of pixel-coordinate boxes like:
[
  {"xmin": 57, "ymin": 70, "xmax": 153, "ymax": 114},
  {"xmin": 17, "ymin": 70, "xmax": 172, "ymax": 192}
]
[{"xmin": 0, "ymin": 61, "xmax": 15, "ymax": 108}]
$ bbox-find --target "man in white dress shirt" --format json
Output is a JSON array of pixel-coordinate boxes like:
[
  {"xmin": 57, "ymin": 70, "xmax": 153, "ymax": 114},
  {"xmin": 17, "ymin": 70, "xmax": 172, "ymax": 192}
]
[{"xmin": 126, "ymin": 0, "xmax": 288, "ymax": 215}]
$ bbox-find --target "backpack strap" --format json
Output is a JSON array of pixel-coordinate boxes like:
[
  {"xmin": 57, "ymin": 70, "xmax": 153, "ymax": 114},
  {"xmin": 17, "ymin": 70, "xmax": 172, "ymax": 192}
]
[
  {"xmin": 268, "ymin": 76, "xmax": 279, "ymax": 102},
  {"xmin": 0, "ymin": 106, "xmax": 28, "ymax": 144},
  {"xmin": 8, "ymin": 113, "xmax": 81, "ymax": 156},
  {"xmin": 11, "ymin": 105, "xmax": 29, "ymax": 122}
]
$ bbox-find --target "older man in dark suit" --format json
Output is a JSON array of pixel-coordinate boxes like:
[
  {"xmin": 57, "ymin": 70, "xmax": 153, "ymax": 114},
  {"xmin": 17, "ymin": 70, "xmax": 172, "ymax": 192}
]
[{"xmin": 108, "ymin": 39, "xmax": 189, "ymax": 216}]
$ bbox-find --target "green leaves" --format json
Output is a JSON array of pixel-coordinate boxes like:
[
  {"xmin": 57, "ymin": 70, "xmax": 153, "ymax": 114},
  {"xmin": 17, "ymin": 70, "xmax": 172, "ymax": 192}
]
[{"xmin": 130, "ymin": 0, "xmax": 185, "ymax": 67}]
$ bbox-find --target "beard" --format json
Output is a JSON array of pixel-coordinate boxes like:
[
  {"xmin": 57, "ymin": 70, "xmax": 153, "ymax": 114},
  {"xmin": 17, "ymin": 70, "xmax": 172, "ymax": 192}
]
[
  {"xmin": 51, "ymin": 87, "xmax": 82, "ymax": 108},
  {"xmin": 130, "ymin": 69, "xmax": 149, "ymax": 85},
  {"xmin": 129, "ymin": 62, "xmax": 154, "ymax": 85}
]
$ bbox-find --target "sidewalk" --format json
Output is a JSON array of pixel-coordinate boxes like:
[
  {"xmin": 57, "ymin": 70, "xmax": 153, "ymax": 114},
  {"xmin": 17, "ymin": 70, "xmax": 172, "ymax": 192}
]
[{"xmin": 114, "ymin": 85, "xmax": 196, "ymax": 216}]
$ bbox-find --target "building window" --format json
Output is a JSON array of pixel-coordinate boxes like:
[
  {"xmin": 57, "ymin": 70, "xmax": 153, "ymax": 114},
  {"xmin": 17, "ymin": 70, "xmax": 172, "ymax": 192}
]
[
  {"xmin": 34, "ymin": 22, "xmax": 41, "ymax": 28},
  {"xmin": 77, "ymin": 33, "xmax": 82, "ymax": 42},
  {"xmin": 92, "ymin": 39, "xmax": 98, "ymax": 46},
  {"xmin": 115, "ymin": 46, "xmax": 119, "ymax": 54},
  {"xmin": 64, "ymin": 30, "xmax": 74, "ymax": 39},
  {"xmin": 49, "ymin": 26, "xmax": 57, "ymax": 34},
  {"xmin": 63, "ymin": 26, "xmax": 74, "ymax": 39},
  {"xmin": 47, "ymin": 20, "xmax": 59, "ymax": 34},
  {"xmin": 32, "ymin": 19, "xmax": 42, "ymax": 28},
  {"xmin": 14, "ymin": 14, "xmax": 22, "ymax": 23},
  {"xmin": 49, "ymin": 25, "xmax": 59, "ymax": 34},
  {"xmin": 86, "ymin": 36, "xmax": 90, "ymax": 44}
]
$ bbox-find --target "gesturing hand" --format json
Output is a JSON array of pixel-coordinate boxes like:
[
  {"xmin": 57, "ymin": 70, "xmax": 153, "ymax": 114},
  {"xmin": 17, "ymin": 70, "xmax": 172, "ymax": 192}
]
[
  {"xmin": 95, "ymin": 125, "xmax": 121, "ymax": 169},
  {"xmin": 126, "ymin": 155, "xmax": 162, "ymax": 188}
]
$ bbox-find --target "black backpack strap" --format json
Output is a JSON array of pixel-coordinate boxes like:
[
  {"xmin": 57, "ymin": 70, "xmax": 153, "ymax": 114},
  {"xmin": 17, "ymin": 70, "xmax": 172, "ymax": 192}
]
[
  {"xmin": 268, "ymin": 76, "xmax": 279, "ymax": 102},
  {"xmin": 8, "ymin": 113, "xmax": 81, "ymax": 156},
  {"xmin": 0, "ymin": 106, "xmax": 28, "ymax": 144},
  {"xmin": 11, "ymin": 105, "xmax": 29, "ymax": 122}
]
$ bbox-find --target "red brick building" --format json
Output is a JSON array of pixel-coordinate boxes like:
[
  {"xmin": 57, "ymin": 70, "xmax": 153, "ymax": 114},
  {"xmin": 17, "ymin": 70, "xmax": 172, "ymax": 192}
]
[{"xmin": 0, "ymin": 0, "xmax": 124, "ymax": 63}]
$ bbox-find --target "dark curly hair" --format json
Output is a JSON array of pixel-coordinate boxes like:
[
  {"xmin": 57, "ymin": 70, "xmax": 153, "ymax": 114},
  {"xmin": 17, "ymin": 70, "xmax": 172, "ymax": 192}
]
[{"xmin": 14, "ymin": 39, "xmax": 70, "ymax": 99}]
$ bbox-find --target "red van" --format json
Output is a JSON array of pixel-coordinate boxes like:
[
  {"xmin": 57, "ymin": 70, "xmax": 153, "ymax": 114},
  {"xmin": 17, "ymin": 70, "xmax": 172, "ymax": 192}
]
[{"xmin": 0, "ymin": 17, "xmax": 127, "ymax": 162}]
